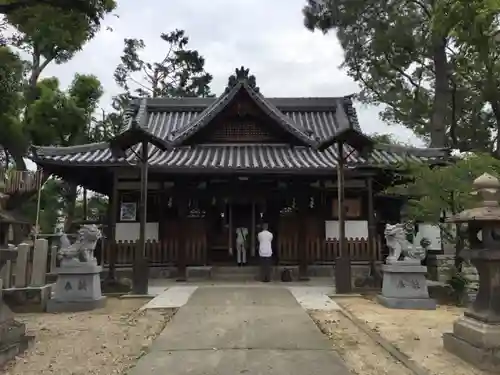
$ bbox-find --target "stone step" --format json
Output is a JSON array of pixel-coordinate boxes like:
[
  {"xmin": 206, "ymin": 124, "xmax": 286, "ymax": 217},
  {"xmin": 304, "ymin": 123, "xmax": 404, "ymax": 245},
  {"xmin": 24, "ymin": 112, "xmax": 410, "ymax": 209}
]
[
  {"xmin": 211, "ymin": 273, "xmax": 259, "ymax": 281},
  {"xmin": 212, "ymin": 266, "xmax": 259, "ymax": 275}
]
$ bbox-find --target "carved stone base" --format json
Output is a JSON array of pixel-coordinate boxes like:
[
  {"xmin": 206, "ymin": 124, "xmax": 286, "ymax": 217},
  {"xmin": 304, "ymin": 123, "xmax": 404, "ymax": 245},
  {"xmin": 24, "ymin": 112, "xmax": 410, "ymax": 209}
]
[
  {"xmin": 378, "ymin": 261, "xmax": 436, "ymax": 310},
  {"xmin": 47, "ymin": 263, "xmax": 106, "ymax": 313},
  {"xmin": 377, "ymin": 295, "xmax": 437, "ymax": 310},
  {"xmin": 443, "ymin": 316, "xmax": 500, "ymax": 372}
]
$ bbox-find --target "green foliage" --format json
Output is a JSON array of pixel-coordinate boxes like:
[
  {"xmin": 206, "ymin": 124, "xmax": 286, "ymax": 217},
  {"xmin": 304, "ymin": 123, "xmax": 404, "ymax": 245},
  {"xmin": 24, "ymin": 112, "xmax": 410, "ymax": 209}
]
[
  {"xmin": 6, "ymin": 0, "xmax": 116, "ymax": 65},
  {"xmin": 74, "ymin": 193, "xmax": 108, "ymax": 221},
  {"xmin": 26, "ymin": 74, "xmax": 103, "ymax": 146},
  {"xmin": 18, "ymin": 178, "xmax": 63, "ymax": 234},
  {"xmin": 0, "ymin": 0, "xmax": 115, "ymax": 173},
  {"xmin": 0, "ymin": 0, "xmax": 114, "ymax": 28},
  {"xmin": 389, "ymin": 153, "xmax": 500, "ymax": 225},
  {"xmin": 445, "ymin": 265, "xmax": 470, "ymax": 305},
  {"xmin": 369, "ymin": 133, "xmax": 411, "ymax": 146},
  {"xmin": 113, "ymin": 29, "xmax": 214, "ymax": 106},
  {"xmin": 0, "ymin": 46, "xmax": 25, "ymax": 164}
]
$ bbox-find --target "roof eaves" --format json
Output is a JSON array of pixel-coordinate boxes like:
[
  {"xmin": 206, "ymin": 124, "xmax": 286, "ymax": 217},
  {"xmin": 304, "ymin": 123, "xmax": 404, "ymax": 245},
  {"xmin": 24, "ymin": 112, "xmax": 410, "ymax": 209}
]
[{"xmin": 374, "ymin": 143, "xmax": 451, "ymax": 159}]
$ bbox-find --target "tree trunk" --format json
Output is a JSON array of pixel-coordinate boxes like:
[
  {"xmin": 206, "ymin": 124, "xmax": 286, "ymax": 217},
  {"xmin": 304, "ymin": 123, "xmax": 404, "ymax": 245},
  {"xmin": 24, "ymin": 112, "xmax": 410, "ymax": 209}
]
[{"xmin": 429, "ymin": 37, "xmax": 449, "ymax": 148}]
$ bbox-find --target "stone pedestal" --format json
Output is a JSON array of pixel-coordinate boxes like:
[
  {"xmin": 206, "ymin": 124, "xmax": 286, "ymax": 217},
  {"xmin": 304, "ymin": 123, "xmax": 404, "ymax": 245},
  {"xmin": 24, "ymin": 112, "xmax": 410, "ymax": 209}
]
[
  {"xmin": 443, "ymin": 316, "xmax": 500, "ymax": 372},
  {"xmin": 0, "ymin": 249, "xmax": 34, "ymax": 367},
  {"xmin": 47, "ymin": 261, "xmax": 106, "ymax": 313},
  {"xmin": 377, "ymin": 261, "xmax": 436, "ymax": 310},
  {"xmin": 442, "ymin": 248, "xmax": 500, "ymax": 372}
]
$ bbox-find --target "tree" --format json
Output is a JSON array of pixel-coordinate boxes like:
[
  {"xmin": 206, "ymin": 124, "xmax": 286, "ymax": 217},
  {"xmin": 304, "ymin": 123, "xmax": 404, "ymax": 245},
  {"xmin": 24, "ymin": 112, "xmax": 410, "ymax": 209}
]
[
  {"xmin": 0, "ymin": 46, "xmax": 24, "ymax": 170},
  {"xmin": 302, "ymin": 0, "xmax": 500, "ymax": 152},
  {"xmin": 1, "ymin": 0, "xmax": 115, "ymax": 170},
  {"xmin": 113, "ymin": 29, "xmax": 214, "ymax": 106},
  {"xmin": 0, "ymin": 0, "xmax": 112, "ymax": 27}
]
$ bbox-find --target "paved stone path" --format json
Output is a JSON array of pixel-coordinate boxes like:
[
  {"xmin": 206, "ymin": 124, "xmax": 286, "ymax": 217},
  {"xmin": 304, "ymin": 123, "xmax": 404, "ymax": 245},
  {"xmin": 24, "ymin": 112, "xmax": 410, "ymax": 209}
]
[{"xmin": 129, "ymin": 286, "xmax": 350, "ymax": 375}]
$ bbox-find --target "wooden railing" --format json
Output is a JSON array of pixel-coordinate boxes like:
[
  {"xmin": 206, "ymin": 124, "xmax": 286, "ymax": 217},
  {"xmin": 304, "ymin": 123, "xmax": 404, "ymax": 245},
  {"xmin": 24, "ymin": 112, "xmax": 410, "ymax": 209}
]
[
  {"xmin": 278, "ymin": 237, "xmax": 382, "ymax": 264},
  {"xmin": 102, "ymin": 238, "xmax": 206, "ymax": 267},
  {"xmin": 103, "ymin": 237, "xmax": 382, "ymax": 267}
]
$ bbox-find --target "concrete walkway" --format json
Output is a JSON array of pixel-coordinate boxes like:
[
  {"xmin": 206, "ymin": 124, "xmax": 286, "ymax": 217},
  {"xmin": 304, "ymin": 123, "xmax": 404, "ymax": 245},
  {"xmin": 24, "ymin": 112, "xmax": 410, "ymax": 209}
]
[{"xmin": 129, "ymin": 286, "xmax": 350, "ymax": 375}]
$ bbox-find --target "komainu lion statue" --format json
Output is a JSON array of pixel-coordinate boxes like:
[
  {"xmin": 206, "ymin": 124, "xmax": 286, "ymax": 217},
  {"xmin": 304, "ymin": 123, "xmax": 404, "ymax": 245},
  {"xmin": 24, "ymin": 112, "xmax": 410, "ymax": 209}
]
[
  {"xmin": 58, "ymin": 224, "xmax": 102, "ymax": 263},
  {"xmin": 384, "ymin": 223, "xmax": 427, "ymax": 263}
]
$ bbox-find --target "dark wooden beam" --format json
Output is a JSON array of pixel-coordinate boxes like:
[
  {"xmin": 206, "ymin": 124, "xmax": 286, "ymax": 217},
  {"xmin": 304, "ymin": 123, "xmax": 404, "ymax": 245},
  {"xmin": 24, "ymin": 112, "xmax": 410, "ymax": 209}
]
[
  {"xmin": 106, "ymin": 171, "xmax": 119, "ymax": 282},
  {"xmin": 296, "ymin": 188, "xmax": 310, "ymax": 281},
  {"xmin": 335, "ymin": 141, "xmax": 353, "ymax": 294},
  {"xmin": 132, "ymin": 140, "xmax": 149, "ymax": 295},
  {"xmin": 367, "ymin": 177, "xmax": 376, "ymax": 259},
  {"xmin": 175, "ymin": 192, "xmax": 189, "ymax": 281}
]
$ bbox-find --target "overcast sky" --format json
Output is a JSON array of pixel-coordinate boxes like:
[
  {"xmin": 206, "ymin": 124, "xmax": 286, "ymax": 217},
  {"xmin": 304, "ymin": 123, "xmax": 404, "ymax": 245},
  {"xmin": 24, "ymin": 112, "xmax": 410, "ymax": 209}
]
[{"xmin": 39, "ymin": 0, "xmax": 423, "ymax": 146}]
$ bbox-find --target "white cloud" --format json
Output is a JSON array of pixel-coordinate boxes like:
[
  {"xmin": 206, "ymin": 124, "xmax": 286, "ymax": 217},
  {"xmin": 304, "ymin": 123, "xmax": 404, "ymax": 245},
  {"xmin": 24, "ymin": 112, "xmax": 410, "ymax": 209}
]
[{"xmin": 37, "ymin": 0, "xmax": 421, "ymax": 145}]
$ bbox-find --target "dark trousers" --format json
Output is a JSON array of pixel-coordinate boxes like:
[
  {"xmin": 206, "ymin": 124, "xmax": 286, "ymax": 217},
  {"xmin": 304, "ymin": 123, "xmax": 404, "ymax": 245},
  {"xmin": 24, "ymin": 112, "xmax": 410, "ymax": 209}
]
[{"xmin": 260, "ymin": 256, "xmax": 272, "ymax": 282}]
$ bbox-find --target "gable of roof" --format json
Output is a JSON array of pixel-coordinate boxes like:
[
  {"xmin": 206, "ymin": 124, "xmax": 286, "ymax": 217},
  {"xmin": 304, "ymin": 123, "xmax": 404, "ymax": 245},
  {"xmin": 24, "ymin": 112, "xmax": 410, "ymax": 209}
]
[{"xmin": 168, "ymin": 81, "xmax": 318, "ymax": 147}]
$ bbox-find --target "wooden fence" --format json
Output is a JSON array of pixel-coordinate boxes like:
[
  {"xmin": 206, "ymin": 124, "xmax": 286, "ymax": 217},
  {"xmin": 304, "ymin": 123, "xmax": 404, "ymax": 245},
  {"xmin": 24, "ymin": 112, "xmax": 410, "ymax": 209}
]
[
  {"xmin": 278, "ymin": 237, "xmax": 382, "ymax": 264},
  {"xmin": 102, "ymin": 238, "xmax": 206, "ymax": 267},
  {"xmin": 103, "ymin": 237, "xmax": 382, "ymax": 267}
]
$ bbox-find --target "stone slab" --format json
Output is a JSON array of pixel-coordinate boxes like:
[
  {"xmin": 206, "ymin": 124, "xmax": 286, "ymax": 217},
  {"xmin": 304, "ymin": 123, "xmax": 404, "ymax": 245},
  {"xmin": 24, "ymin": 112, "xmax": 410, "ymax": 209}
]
[
  {"xmin": 152, "ymin": 306, "xmax": 332, "ymax": 351},
  {"xmin": 127, "ymin": 286, "xmax": 350, "ymax": 375},
  {"xmin": 3, "ymin": 285, "xmax": 52, "ymax": 313},
  {"xmin": 443, "ymin": 332, "xmax": 500, "ymax": 372},
  {"xmin": 377, "ymin": 295, "xmax": 436, "ymax": 310},
  {"xmin": 30, "ymin": 238, "xmax": 48, "ymax": 287},
  {"xmin": 47, "ymin": 296, "xmax": 106, "ymax": 313},
  {"xmin": 128, "ymin": 349, "xmax": 351, "ymax": 375},
  {"xmin": 140, "ymin": 286, "xmax": 198, "ymax": 310},
  {"xmin": 287, "ymin": 286, "xmax": 340, "ymax": 311},
  {"xmin": 186, "ymin": 286, "xmax": 301, "ymax": 307}
]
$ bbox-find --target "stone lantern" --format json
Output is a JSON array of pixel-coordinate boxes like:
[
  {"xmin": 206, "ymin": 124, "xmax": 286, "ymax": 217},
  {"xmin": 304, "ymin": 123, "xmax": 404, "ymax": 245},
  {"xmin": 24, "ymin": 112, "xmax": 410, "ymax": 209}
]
[{"xmin": 443, "ymin": 173, "xmax": 500, "ymax": 372}]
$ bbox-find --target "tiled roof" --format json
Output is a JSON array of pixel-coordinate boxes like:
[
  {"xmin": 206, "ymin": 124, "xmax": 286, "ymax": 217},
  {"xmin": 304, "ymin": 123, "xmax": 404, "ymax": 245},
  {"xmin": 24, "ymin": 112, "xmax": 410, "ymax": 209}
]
[{"xmin": 31, "ymin": 91, "xmax": 449, "ymax": 174}]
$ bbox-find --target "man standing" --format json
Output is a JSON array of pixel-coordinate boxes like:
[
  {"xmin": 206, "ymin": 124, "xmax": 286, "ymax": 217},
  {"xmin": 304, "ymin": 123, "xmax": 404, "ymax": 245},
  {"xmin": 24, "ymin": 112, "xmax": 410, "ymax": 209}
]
[
  {"xmin": 235, "ymin": 226, "xmax": 248, "ymax": 266},
  {"xmin": 257, "ymin": 223, "xmax": 273, "ymax": 282}
]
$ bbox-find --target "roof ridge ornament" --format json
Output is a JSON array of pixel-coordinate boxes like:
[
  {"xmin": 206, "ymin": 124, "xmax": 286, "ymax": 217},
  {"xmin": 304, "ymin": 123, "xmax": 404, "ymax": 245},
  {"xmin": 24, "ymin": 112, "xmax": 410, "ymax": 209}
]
[{"xmin": 224, "ymin": 66, "xmax": 260, "ymax": 94}]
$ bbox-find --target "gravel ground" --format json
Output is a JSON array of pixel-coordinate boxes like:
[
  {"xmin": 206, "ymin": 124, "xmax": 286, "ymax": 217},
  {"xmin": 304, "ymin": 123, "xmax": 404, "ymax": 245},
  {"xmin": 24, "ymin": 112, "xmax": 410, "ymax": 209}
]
[
  {"xmin": 336, "ymin": 296, "xmax": 489, "ymax": 375},
  {"xmin": 311, "ymin": 310, "xmax": 413, "ymax": 375},
  {"xmin": 3, "ymin": 298, "xmax": 176, "ymax": 375}
]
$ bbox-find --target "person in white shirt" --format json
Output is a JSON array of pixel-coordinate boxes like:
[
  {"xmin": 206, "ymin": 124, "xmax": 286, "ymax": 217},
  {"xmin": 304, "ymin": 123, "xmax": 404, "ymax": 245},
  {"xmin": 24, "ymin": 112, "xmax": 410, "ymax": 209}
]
[
  {"xmin": 257, "ymin": 223, "xmax": 273, "ymax": 282},
  {"xmin": 235, "ymin": 226, "xmax": 248, "ymax": 266}
]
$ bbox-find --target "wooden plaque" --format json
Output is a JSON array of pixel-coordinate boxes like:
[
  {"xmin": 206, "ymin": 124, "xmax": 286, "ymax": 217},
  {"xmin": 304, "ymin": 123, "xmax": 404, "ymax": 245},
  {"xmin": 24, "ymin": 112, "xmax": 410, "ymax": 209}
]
[{"xmin": 332, "ymin": 198, "xmax": 361, "ymax": 218}]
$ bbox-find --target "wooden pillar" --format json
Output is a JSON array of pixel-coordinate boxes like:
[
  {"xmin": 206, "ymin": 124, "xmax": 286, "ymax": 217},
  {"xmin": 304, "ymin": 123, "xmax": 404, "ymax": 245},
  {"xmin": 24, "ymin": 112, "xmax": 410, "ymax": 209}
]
[
  {"xmin": 176, "ymin": 193, "xmax": 188, "ymax": 281},
  {"xmin": 83, "ymin": 188, "xmax": 88, "ymax": 220},
  {"xmin": 297, "ymin": 192, "xmax": 310, "ymax": 281},
  {"xmin": 228, "ymin": 200, "xmax": 233, "ymax": 259},
  {"xmin": 106, "ymin": 171, "xmax": 119, "ymax": 281},
  {"xmin": 367, "ymin": 177, "xmax": 377, "ymax": 259},
  {"xmin": 251, "ymin": 200, "xmax": 256, "ymax": 258},
  {"xmin": 132, "ymin": 140, "xmax": 149, "ymax": 294},
  {"xmin": 335, "ymin": 140, "xmax": 352, "ymax": 293}
]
